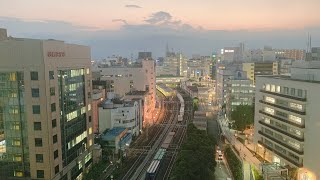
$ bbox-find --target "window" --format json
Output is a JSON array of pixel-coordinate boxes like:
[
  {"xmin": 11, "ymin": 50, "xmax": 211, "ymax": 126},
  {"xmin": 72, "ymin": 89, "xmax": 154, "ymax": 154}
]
[
  {"xmin": 49, "ymin": 71, "xmax": 54, "ymax": 80},
  {"xmin": 297, "ymin": 89, "xmax": 303, "ymax": 97},
  {"xmin": 51, "ymin": 103, "xmax": 56, "ymax": 112},
  {"xmin": 265, "ymin": 84, "xmax": 270, "ymax": 91},
  {"xmin": 264, "ymin": 107, "xmax": 274, "ymax": 115},
  {"xmin": 36, "ymin": 154, "xmax": 43, "ymax": 163},
  {"xmin": 265, "ymin": 96, "xmax": 275, "ymax": 103},
  {"xmin": 283, "ymin": 87, "xmax": 289, "ymax": 94},
  {"xmin": 291, "ymin": 88, "xmax": 295, "ymax": 96},
  {"xmin": 89, "ymin": 116, "xmax": 92, "ymax": 123},
  {"xmin": 32, "ymin": 88, "xmax": 40, "ymax": 97},
  {"xmin": 264, "ymin": 118, "xmax": 271, "ymax": 124},
  {"xmin": 31, "ymin": 71, "xmax": 38, "ymax": 80},
  {"xmin": 34, "ymin": 122, "xmax": 41, "ymax": 131},
  {"xmin": 271, "ymin": 85, "xmax": 276, "ymax": 92},
  {"xmin": 289, "ymin": 102, "xmax": 303, "ymax": 110},
  {"xmin": 289, "ymin": 115, "xmax": 302, "ymax": 124},
  {"xmin": 55, "ymin": 165, "xmax": 59, "ymax": 174},
  {"xmin": 52, "ymin": 119, "xmax": 57, "ymax": 128},
  {"xmin": 37, "ymin": 170, "xmax": 44, "ymax": 179},
  {"xmin": 276, "ymin": 86, "xmax": 281, "ymax": 93},
  {"xmin": 53, "ymin": 135, "xmax": 58, "ymax": 144},
  {"xmin": 35, "ymin": 138, "xmax": 43, "ymax": 147},
  {"xmin": 32, "ymin": 105, "xmax": 40, "ymax": 114},
  {"xmin": 54, "ymin": 150, "xmax": 58, "ymax": 159},
  {"xmin": 50, "ymin": 87, "xmax": 55, "ymax": 96}
]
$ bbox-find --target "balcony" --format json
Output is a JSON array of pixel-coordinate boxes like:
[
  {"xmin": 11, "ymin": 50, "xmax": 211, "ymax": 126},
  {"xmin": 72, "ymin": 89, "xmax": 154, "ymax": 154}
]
[
  {"xmin": 259, "ymin": 110, "xmax": 305, "ymax": 128},
  {"xmin": 260, "ymin": 90, "xmax": 306, "ymax": 102},
  {"xmin": 259, "ymin": 120, "xmax": 304, "ymax": 142},
  {"xmin": 258, "ymin": 130, "xmax": 304, "ymax": 155},
  {"xmin": 259, "ymin": 100, "xmax": 306, "ymax": 115},
  {"xmin": 258, "ymin": 140, "xmax": 303, "ymax": 167}
]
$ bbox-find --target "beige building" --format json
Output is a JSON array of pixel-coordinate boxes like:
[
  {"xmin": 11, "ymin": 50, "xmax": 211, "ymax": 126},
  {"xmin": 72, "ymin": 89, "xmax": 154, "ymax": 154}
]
[
  {"xmin": 242, "ymin": 62, "xmax": 278, "ymax": 84},
  {"xmin": 276, "ymin": 49, "xmax": 305, "ymax": 60},
  {"xmin": 93, "ymin": 60, "xmax": 155, "ymax": 109},
  {"xmin": 0, "ymin": 29, "xmax": 93, "ymax": 180},
  {"xmin": 254, "ymin": 61, "xmax": 320, "ymax": 179}
]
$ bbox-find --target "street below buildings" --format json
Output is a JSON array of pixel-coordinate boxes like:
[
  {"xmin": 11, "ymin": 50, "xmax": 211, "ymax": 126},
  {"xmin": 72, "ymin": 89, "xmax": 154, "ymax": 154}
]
[{"xmin": 207, "ymin": 113, "xmax": 232, "ymax": 179}]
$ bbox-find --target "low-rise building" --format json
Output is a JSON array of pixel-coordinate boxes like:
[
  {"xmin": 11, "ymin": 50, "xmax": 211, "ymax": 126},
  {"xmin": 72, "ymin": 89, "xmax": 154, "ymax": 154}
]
[
  {"xmin": 101, "ymin": 128, "xmax": 132, "ymax": 155},
  {"xmin": 98, "ymin": 98, "xmax": 142, "ymax": 136},
  {"xmin": 254, "ymin": 61, "xmax": 320, "ymax": 179}
]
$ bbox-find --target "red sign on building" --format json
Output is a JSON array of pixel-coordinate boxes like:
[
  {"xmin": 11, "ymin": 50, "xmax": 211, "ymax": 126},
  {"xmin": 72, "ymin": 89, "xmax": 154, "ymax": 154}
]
[{"xmin": 47, "ymin": 52, "xmax": 65, "ymax": 57}]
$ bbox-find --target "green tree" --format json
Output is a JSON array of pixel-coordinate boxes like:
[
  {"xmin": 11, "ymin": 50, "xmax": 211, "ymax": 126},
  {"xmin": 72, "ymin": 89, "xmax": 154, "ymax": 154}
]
[
  {"xmin": 170, "ymin": 124, "xmax": 216, "ymax": 180},
  {"xmin": 193, "ymin": 97, "xmax": 199, "ymax": 111},
  {"xmin": 231, "ymin": 105, "xmax": 254, "ymax": 131}
]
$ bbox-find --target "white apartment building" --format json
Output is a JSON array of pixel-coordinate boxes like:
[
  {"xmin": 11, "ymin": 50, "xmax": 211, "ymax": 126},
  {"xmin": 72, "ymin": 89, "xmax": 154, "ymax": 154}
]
[
  {"xmin": 254, "ymin": 61, "xmax": 320, "ymax": 179},
  {"xmin": 98, "ymin": 99, "xmax": 142, "ymax": 136},
  {"xmin": 0, "ymin": 29, "xmax": 93, "ymax": 180},
  {"xmin": 93, "ymin": 59, "xmax": 156, "ymax": 110},
  {"xmin": 226, "ymin": 71, "xmax": 255, "ymax": 116}
]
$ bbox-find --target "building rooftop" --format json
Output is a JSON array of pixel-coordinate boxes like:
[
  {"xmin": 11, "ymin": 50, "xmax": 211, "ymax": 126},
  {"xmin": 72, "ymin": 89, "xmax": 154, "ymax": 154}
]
[
  {"xmin": 102, "ymin": 127, "xmax": 127, "ymax": 140},
  {"xmin": 125, "ymin": 90, "xmax": 148, "ymax": 96}
]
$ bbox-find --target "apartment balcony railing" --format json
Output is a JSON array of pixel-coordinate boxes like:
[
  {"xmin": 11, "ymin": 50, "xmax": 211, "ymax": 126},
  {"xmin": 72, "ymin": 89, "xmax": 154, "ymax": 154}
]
[
  {"xmin": 259, "ymin": 120, "xmax": 304, "ymax": 142},
  {"xmin": 260, "ymin": 90, "xmax": 306, "ymax": 102},
  {"xmin": 259, "ymin": 100, "xmax": 306, "ymax": 115},
  {"xmin": 258, "ymin": 130, "xmax": 304, "ymax": 155},
  {"xmin": 258, "ymin": 140, "xmax": 303, "ymax": 167},
  {"xmin": 259, "ymin": 110, "xmax": 305, "ymax": 128}
]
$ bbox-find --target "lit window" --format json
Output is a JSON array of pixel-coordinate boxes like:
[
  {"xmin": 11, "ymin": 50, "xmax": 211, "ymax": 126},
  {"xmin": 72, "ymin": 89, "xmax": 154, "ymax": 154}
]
[
  {"xmin": 13, "ymin": 139, "xmax": 21, "ymax": 146},
  {"xmin": 288, "ymin": 140, "xmax": 300, "ymax": 149},
  {"xmin": 271, "ymin": 85, "xmax": 276, "ymax": 92},
  {"xmin": 88, "ymin": 104, "xmax": 91, "ymax": 111},
  {"xmin": 86, "ymin": 68, "xmax": 90, "ymax": 75},
  {"xmin": 289, "ymin": 115, "xmax": 302, "ymax": 124},
  {"xmin": 276, "ymin": 86, "xmax": 280, "ymax": 93},
  {"xmin": 14, "ymin": 154, "xmax": 22, "ymax": 162},
  {"xmin": 264, "ymin": 118, "xmax": 271, "ymax": 124},
  {"xmin": 265, "ymin": 84, "xmax": 270, "ymax": 91},
  {"xmin": 265, "ymin": 96, "xmax": 275, "ymax": 103},
  {"xmin": 89, "ymin": 127, "xmax": 92, "ymax": 135},
  {"xmin": 289, "ymin": 103, "xmax": 303, "ymax": 110},
  {"xmin": 264, "ymin": 107, "xmax": 274, "ymax": 115}
]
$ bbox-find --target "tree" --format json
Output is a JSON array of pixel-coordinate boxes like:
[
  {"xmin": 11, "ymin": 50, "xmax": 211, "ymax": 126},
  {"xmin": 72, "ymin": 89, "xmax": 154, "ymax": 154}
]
[
  {"xmin": 170, "ymin": 124, "xmax": 216, "ymax": 180},
  {"xmin": 231, "ymin": 105, "xmax": 254, "ymax": 131},
  {"xmin": 193, "ymin": 97, "xmax": 199, "ymax": 111}
]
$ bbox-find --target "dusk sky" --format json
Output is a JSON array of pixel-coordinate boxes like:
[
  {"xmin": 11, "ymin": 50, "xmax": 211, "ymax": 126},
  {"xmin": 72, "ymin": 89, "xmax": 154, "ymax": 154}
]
[{"xmin": 1, "ymin": 0, "xmax": 320, "ymax": 58}]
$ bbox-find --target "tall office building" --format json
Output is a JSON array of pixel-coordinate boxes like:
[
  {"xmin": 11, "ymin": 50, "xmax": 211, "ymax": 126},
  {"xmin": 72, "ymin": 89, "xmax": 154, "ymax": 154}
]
[
  {"xmin": 254, "ymin": 61, "xmax": 320, "ymax": 179},
  {"xmin": 0, "ymin": 30, "xmax": 93, "ymax": 179}
]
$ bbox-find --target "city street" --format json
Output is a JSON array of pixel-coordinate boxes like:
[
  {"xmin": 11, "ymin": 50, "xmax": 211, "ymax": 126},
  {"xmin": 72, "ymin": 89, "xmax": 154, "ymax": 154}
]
[
  {"xmin": 207, "ymin": 113, "xmax": 232, "ymax": 179},
  {"xmin": 217, "ymin": 114, "xmax": 261, "ymax": 174}
]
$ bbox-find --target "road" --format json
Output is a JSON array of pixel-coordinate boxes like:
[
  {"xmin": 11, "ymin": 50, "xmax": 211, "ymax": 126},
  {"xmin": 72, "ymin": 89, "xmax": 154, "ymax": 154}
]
[
  {"xmin": 217, "ymin": 114, "xmax": 261, "ymax": 175},
  {"xmin": 207, "ymin": 113, "xmax": 232, "ymax": 179}
]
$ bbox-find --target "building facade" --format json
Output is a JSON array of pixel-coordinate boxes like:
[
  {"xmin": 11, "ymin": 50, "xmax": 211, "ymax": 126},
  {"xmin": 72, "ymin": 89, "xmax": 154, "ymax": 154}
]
[
  {"xmin": 93, "ymin": 59, "xmax": 156, "ymax": 110},
  {"xmin": 98, "ymin": 99, "xmax": 142, "ymax": 136},
  {"xmin": 275, "ymin": 49, "xmax": 305, "ymax": 61},
  {"xmin": 254, "ymin": 61, "xmax": 320, "ymax": 179},
  {"xmin": 242, "ymin": 62, "xmax": 278, "ymax": 84},
  {"xmin": 0, "ymin": 31, "xmax": 93, "ymax": 179},
  {"xmin": 226, "ymin": 71, "xmax": 255, "ymax": 116},
  {"xmin": 92, "ymin": 89, "xmax": 106, "ymax": 134}
]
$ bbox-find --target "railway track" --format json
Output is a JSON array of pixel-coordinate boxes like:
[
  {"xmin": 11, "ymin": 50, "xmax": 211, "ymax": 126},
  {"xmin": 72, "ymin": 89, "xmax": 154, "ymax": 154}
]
[{"xmin": 121, "ymin": 97, "xmax": 177, "ymax": 180}]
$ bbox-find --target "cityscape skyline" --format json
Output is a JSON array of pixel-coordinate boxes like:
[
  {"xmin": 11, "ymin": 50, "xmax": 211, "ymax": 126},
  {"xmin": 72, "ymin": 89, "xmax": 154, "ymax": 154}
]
[{"xmin": 1, "ymin": 0, "xmax": 320, "ymax": 58}]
